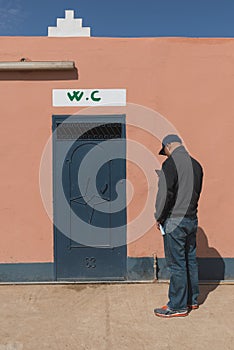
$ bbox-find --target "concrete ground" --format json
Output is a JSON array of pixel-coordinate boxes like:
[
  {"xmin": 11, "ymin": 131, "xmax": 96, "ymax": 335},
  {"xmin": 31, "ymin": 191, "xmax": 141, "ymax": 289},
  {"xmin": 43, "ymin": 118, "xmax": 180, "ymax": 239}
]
[{"xmin": 0, "ymin": 282, "xmax": 233, "ymax": 350}]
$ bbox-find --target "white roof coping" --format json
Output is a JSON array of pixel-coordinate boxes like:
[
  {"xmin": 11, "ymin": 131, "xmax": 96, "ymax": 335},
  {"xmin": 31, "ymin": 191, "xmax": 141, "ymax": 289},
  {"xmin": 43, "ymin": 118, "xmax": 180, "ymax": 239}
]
[{"xmin": 48, "ymin": 10, "xmax": 91, "ymax": 37}]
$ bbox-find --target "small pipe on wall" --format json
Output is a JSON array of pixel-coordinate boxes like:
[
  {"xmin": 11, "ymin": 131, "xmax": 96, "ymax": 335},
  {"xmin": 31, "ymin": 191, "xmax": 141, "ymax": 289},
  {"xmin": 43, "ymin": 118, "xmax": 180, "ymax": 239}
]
[{"xmin": 0, "ymin": 61, "xmax": 75, "ymax": 71}]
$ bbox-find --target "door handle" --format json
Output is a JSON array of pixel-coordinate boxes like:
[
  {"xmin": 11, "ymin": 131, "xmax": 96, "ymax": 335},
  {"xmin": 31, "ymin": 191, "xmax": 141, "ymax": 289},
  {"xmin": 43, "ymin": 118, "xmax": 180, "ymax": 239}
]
[
  {"xmin": 100, "ymin": 183, "xmax": 108, "ymax": 195},
  {"xmin": 100, "ymin": 183, "xmax": 111, "ymax": 201}
]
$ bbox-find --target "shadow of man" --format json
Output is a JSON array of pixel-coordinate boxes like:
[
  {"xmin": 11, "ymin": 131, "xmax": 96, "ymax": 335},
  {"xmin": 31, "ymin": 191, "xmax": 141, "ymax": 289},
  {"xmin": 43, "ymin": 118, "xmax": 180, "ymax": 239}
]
[{"xmin": 196, "ymin": 227, "xmax": 225, "ymax": 305}]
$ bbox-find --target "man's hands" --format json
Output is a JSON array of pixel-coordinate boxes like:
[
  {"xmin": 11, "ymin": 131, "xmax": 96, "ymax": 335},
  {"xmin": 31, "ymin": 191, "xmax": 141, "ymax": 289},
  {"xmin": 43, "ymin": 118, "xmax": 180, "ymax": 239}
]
[{"xmin": 154, "ymin": 212, "xmax": 162, "ymax": 230}]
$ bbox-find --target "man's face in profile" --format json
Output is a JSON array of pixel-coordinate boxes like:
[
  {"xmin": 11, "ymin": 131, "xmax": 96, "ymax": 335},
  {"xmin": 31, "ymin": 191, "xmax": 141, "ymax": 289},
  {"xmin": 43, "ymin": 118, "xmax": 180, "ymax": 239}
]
[{"xmin": 163, "ymin": 144, "xmax": 171, "ymax": 157}]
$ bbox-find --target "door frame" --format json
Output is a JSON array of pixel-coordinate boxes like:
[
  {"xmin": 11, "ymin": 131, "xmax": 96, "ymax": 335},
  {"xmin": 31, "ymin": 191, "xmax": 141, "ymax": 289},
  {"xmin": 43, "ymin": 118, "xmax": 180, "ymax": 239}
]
[{"xmin": 52, "ymin": 114, "xmax": 127, "ymax": 281}]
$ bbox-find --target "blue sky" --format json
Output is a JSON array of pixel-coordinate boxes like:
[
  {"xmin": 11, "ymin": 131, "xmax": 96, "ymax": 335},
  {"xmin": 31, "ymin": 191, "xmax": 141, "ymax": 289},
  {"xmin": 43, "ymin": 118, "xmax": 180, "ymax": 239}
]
[{"xmin": 0, "ymin": 0, "xmax": 234, "ymax": 37}]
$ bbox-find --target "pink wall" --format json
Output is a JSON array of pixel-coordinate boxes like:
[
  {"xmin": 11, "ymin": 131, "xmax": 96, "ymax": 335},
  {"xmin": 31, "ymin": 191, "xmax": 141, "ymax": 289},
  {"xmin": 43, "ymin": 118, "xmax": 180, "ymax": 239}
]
[{"xmin": 0, "ymin": 37, "xmax": 233, "ymax": 262}]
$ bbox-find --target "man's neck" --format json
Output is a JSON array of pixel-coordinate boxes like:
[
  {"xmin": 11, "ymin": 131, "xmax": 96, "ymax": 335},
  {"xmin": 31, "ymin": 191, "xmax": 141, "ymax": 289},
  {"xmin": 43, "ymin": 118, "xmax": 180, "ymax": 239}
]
[{"xmin": 169, "ymin": 143, "xmax": 183, "ymax": 155}]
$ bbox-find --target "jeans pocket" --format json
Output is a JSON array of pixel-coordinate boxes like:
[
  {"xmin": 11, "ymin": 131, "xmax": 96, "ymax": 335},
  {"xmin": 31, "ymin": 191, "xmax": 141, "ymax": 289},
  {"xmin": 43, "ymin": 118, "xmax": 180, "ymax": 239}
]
[{"xmin": 164, "ymin": 217, "xmax": 183, "ymax": 234}]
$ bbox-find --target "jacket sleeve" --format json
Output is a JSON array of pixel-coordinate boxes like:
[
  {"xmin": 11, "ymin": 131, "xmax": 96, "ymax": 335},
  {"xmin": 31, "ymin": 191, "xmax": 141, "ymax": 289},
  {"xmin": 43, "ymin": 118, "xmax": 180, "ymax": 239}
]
[{"xmin": 155, "ymin": 160, "xmax": 177, "ymax": 223}]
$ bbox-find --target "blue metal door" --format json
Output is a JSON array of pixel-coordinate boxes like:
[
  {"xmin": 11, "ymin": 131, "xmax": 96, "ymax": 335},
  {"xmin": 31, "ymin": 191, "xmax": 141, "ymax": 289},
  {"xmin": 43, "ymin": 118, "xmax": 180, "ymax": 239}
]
[{"xmin": 53, "ymin": 115, "xmax": 127, "ymax": 280}]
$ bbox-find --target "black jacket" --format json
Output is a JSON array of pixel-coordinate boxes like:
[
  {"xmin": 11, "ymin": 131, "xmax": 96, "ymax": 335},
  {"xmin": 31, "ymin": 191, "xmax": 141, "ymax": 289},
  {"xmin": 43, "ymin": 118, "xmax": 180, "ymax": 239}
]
[{"xmin": 155, "ymin": 146, "xmax": 203, "ymax": 223}]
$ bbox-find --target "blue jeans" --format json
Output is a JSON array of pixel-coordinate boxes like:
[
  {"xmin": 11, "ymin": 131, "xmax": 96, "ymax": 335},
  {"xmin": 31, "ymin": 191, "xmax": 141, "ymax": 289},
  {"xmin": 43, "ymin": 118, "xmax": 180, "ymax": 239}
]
[{"xmin": 163, "ymin": 216, "xmax": 199, "ymax": 311}]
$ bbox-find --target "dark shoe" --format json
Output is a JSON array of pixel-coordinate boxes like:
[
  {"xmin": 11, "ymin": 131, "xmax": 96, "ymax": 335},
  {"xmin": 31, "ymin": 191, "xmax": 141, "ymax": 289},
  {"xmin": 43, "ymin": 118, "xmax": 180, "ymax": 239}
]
[
  {"xmin": 154, "ymin": 306, "xmax": 188, "ymax": 318},
  {"xmin": 188, "ymin": 304, "xmax": 199, "ymax": 310}
]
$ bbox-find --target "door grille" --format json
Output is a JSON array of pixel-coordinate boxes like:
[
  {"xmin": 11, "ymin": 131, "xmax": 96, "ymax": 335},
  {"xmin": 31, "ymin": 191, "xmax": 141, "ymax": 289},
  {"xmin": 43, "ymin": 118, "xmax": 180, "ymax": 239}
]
[{"xmin": 56, "ymin": 122, "xmax": 122, "ymax": 140}]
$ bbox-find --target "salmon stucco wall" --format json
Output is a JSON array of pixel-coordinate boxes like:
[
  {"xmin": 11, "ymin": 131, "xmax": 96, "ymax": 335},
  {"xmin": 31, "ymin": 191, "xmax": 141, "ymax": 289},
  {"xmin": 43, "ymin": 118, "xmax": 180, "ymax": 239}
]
[{"xmin": 0, "ymin": 37, "xmax": 233, "ymax": 267}]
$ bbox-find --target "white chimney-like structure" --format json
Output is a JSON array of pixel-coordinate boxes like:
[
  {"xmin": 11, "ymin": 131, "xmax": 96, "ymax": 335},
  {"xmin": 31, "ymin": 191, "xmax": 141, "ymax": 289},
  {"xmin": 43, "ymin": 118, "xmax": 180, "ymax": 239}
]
[{"xmin": 48, "ymin": 10, "xmax": 91, "ymax": 37}]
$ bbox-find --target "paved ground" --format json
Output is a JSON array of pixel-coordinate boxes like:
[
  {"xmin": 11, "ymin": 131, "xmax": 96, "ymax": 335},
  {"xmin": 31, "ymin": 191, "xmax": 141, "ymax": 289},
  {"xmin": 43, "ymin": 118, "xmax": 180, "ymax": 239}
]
[{"xmin": 0, "ymin": 282, "xmax": 233, "ymax": 350}]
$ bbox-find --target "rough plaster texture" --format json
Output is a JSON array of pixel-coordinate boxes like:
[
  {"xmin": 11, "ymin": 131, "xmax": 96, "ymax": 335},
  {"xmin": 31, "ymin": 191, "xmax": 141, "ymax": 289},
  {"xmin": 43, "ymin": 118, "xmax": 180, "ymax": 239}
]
[{"xmin": 0, "ymin": 37, "xmax": 233, "ymax": 263}]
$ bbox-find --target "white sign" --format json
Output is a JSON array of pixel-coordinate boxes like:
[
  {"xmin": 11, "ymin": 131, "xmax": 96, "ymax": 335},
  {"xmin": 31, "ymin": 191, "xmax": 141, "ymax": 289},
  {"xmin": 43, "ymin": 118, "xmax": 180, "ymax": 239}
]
[{"xmin": 52, "ymin": 89, "xmax": 126, "ymax": 107}]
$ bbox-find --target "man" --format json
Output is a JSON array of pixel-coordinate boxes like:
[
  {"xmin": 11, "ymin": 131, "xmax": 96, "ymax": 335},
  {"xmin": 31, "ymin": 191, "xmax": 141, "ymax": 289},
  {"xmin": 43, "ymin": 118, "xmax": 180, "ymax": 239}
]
[{"xmin": 154, "ymin": 134, "xmax": 203, "ymax": 318}]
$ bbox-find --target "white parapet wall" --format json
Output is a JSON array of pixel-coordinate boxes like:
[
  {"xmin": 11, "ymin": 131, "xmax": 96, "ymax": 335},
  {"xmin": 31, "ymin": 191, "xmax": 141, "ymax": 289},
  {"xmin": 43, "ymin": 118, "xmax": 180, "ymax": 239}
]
[{"xmin": 48, "ymin": 10, "xmax": 91, "ymax": 37}]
